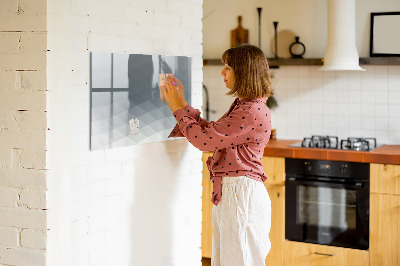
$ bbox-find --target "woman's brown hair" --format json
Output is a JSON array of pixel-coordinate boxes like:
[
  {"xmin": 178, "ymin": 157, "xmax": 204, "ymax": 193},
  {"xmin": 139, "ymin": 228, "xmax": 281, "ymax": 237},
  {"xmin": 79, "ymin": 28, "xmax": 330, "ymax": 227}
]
[{"xmin": 221, "ymin": 44, "xmax": 273, "ymax": 99}]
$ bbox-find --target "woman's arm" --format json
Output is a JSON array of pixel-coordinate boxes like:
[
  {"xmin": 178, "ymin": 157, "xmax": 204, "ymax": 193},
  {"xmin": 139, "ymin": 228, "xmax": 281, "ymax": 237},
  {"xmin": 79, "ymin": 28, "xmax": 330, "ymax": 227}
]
[
  {"xmin": 162, "ymin": 76, "xmax": 211, "ymax": 137},
  {"xmin": 172, "ymin": 106, "xmax": 256, "ymax": 152},
  {"xmin": 169, "ymin": 104, "xmax": 211, "ymax": 137}
]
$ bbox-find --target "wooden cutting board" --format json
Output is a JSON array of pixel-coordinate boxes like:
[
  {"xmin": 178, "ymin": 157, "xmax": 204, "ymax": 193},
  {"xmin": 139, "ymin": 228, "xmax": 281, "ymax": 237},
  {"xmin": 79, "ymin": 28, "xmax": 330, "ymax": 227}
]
[{"xmin": 231, "ymin": 16, "xmax": 249, "ymax": 48}]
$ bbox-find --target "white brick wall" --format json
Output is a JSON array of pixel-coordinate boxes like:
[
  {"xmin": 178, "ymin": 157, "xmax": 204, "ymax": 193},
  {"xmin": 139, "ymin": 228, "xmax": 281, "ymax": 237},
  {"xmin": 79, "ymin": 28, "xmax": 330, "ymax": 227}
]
[
  {"xmin": 47, "ymin": 1, "xmax": 203, "ymax": 266},
  {"xmin": 0, "ymin": 0, "xmax": 48, "ymax": 265}
]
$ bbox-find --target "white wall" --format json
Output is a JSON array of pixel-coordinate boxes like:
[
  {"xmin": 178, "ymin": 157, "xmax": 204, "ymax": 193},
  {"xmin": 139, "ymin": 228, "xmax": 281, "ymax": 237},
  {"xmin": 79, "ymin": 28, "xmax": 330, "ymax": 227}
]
[
  {"xmin": 203, "ymin": 0, "xmax": 400, "ymax": 145},
  {"xmin": 203, "ymin": 0, "xmax": 400, "ymax": 58},
  {"xmin": 47, "ymin": 0, "xmax": 203, "ymax": 266},
  {"xmin": 0, "ymin": 0, "xmax": 48, "ymax": 265}
]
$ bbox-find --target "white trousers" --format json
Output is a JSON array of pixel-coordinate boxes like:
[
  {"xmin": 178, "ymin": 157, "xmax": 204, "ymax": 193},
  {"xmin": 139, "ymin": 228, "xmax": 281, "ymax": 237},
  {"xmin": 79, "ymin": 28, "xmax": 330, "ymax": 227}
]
[{"xmin": 212, "ymin": 176, "xmax": 271, "ymax": 266}]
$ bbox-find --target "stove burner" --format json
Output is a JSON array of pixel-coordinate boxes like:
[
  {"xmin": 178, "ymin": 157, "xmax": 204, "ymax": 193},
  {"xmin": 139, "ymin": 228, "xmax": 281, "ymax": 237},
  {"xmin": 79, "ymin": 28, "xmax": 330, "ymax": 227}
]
[
  {"xmin": 301, "ymin": 135, "xmax": 339, "ymax": 149},
  {"xmin": 295, "ymin": 136, "xmax": 378, "ymax": 151},
  {"xmin": 340, "ymin": 137, "xmax": 377, "ymax": 151}
]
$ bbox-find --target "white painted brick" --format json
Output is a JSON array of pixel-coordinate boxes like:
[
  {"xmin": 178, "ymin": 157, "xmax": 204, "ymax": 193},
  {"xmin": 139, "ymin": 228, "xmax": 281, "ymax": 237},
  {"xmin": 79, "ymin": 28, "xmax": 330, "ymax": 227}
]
[
  {"xmin": 16, "ymin": 70, "xmax": 47, "ymax": 91},
  {"xmin": 0, "ymin": 247, "xmax": 45, "ymax": 266},
  {"xmin": 68, "ymin": 51, "xmax": 90, "ymax": 70},
  {"xmin": 87, "ymin": 164, "xmax": 108, "ymax": 183},
  {"xmin": 0, "ymin": 0, "xmax": 18, "ymax": 14},
  {"xmin": 166, "ymin": 1, "xmax": 191, "ymax": 15},
  {"xmin": 19, "ymin": 0, "xmax": 47, "ymax": 15},
  {"xmin": 20, "ymin": 229, "xmax": 46, "ymax": 249},
  {"xmin": 0, "ymin": 187, "xmax": 19, "ymax": 208},
  {"xmin": 151, "ymin": 39, "xmax": 181, "ymax": 55},
  {"xmin": 165, "ymin": 28, "xmax": 193, "ymax": 43},
  {"xmin": 192, "ymin": 68, "xmax": 203, "ymax": 83},
  {"xmin": 121, "ymin": 36, "xmax": 153, "ymax": 54},
  {"xmin": 0, "ymin": 227, "xmax": 19, "ymax": 247},
  {"xmin": 0, "ymin": 90, "xmax": 46, "ymax": 111},
  {"xmin": 88, "ymin": 33, "xmax": 124, "ymax": 53},
  {"xmin": 0, "ymin": 110, "xmax": 46, "ymax": 130},
  {"xmin": 136, "ymin": 24, "xmax": 170, "ymax": 41},
  {"xmin": 0, "ymin": 71, "xmax": 16, "ymax": 90},
  {"xmin": 104, "ymin": 178, "xmax": 123, "ymax": 196},
  {"xmin": 0, "ymin": 149, "xmax": 11, "ymax": 169},
  {"xmin": 191, "ymin": 56, "xmax": 203, "ymax": 69},
  {"xmin": 181, "ymin": 42, "xmax": 202, "ymax": 56},
  {"xmin": 10, "ymin": 148, "xmax": 22, "ymax": 169},
  {"xmin": 189, "ymin": 3, "xmax": 203, "ymax": 19},
  {"xmin": 0, "ymin": 169, "xmax": 47, "ymax": 189},
  {"xmin": 191, "ymin": 31, "xmax": 203, "ymax": 44},
  {"xmin": 0, "ymin": 45, "xmax": 46, "ymax": 71},
  {"xmin": 87, "ymin": 212, "xmax": 109, "ymax": 233},
  {"xmin": 19, "ymin": 189, "xmax": 46, "ymax": 209},
  {"xmin": 72, "ymin": 218, "xmax": 88, "ymax": 238},
  {"xmin": 64, "ymin": 32, "xmax": 88, "ymax": 54},
  {"xmin": 0, "ymin": 13, "xmax": 46, "ymax": 32},
  {"xmin": 123, "ymin": 9, "xmax": 153, "ymax": 25},
  {"xmin": 20, "ymin": 149, "xmax": 46, "ymax": 170},
  {"xmin": 0, "ymin": 208, "xmax": 46, "ymax": 230},
  {"xmin": 0, "ymin": 32, "xmax": 20, "ymax": 54},
  {"xmin": 0, "ymin": 129, "xmax": 46, "ymax": 150},
  {"xmin": 70, "ymin": 0, "xmax": 89, "ymax": 16},
  {"xmin": 46, "ymin": 0, "xmax": 203, "ymax": 265},
  {"xmin": 181, "ymin": 16, "xmax": 202, "ymax": 30},
  {"xmin": 71, "ymin": 166, "xmax": 88, "ymax": 187},
  {"xmin": 190, "ymin": 159, "xmax": 203, "ymax": 174},
  {"xmin": 18, "ymin": 32, "xmax": 47, "ymax": 54},
  {"xmin": 138, "ymin": 0, "xmax": 167, "ymax": 12},
  {"xmin": 152, "ymin": 11, "xmax": 180, "ymax": 27}
]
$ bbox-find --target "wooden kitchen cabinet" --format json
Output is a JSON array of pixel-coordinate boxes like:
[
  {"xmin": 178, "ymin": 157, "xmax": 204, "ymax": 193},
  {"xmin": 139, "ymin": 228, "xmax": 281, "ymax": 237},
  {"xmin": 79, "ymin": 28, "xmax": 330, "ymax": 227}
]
[
  {"xmin": 370, "ymin": 163, "xmax": 400, "ymax": 266},
  {"xmin": 201, "ymin": 154, "xmax": 286, "ymax": 266},
  {"xmin": 202, "ymin": 152, "xmax": 213, "ymax": 258},
  {"xmin": 370, "ymin": 163, "xmax": 400, "ymax": 195},
  {"xmin": 284, "ymin": 241, "xmax": 369, "ymax": 266},
  {"xmin": 261, "ymin": 156, "xmax": 285, "ymax": 186},
  {"xmin": 264, "ymin": 184, "xmax": 285, "ymax": 266},
  {"xmin": 370, "ymin": 193, "xmax": 400, "ymax": 266},
  {"xmin": 262, "ymin": 156, "xmax": 285, "ymax": 266}
]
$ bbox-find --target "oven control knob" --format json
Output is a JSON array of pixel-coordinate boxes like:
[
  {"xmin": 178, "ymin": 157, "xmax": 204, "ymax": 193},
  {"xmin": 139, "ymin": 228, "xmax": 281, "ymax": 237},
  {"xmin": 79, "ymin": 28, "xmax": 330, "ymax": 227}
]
[
  {"xmin": 304, "ymin": 161, "xmax": 312, "ymax": 171},
  {"xmin": 340, "ymin": 164, "xmax": 347, "ymax": 174}
]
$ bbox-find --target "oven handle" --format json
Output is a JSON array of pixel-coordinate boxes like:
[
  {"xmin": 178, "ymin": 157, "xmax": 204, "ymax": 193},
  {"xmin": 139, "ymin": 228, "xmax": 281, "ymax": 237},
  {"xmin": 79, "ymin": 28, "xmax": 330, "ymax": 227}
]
[
  {"xmin": 314, "ymin": 252, "xmax": 335, "ymax": 257},
  {"xmin": 286, "ymin": 177, "xmax": 364, "ymax": 189}
]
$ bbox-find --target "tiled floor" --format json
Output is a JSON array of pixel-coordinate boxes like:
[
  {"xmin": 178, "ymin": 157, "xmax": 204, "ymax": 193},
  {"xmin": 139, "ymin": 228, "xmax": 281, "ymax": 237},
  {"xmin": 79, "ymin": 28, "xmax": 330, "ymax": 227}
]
[{"xmin": 202, "ymin": 257, "xmax": 211, "ymax": 266}]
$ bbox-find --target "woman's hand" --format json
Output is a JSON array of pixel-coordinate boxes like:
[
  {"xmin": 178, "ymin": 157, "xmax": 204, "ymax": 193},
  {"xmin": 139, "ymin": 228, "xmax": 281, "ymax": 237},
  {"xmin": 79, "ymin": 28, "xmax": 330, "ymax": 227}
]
[
  {"xmin": 160, "ymin": 76, "xmax": 185, "ymax": 113},
  {"xmin": 173, "ymin": 77, "xmax": 187, "ymax": 108}
]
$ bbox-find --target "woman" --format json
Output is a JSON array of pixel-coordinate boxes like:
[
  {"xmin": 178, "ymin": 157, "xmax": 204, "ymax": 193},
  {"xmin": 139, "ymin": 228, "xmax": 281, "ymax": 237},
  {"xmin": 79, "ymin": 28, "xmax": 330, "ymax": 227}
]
[{"xmin": 161, "ymin": 44, "xmax": 273, "ymax": 266}]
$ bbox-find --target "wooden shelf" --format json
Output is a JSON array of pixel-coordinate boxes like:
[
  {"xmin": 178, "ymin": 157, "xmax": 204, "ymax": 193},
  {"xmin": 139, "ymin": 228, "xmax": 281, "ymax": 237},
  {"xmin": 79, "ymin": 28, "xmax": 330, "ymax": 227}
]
[
  {"xmin": 268, "ymin": 58, "xmax": 322, "ymax": 67},
  {"xmin": 359, "ymin": 57, "xmax": 400, "ymax": 65},
  {"xmin": 203, "ymin": 57, "xmax": 400, "ymax": 67},
  {"xmin": 203, "ymin": 58, "xmax": 323, "ymax": 67}
]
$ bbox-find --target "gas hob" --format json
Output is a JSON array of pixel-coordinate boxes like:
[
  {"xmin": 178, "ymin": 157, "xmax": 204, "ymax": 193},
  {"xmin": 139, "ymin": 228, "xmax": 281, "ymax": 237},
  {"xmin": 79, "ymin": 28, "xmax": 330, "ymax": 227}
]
[{"xmin": 289, "ymin": 135, "xmax": 382, "ymax": 151}]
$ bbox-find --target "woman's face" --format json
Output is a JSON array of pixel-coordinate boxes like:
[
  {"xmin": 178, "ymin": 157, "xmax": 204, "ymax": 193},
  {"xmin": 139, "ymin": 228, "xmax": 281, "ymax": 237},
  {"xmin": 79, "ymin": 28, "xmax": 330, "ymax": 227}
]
[{"xmin": 220, "ymin": 64, "xmax": 235, "ymax": 89}]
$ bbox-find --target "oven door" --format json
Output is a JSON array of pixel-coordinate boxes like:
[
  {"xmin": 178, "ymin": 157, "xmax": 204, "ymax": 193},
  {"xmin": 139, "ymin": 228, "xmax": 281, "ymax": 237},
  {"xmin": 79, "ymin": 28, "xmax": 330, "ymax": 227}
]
[{"xmin": 285, "ymin": 177, "xmax": 369, "ymax": 250}]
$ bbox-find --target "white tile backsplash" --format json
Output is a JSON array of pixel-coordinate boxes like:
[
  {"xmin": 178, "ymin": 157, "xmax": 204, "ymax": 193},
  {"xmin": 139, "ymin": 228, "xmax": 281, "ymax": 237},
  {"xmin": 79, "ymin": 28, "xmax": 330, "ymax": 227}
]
[{"xmin": 203, "ymin": 64, "xmax": 400, "ymax": 144}]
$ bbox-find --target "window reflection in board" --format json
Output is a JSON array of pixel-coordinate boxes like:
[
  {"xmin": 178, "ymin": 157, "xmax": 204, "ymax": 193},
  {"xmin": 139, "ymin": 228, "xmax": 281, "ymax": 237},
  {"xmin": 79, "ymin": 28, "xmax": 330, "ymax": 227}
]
[{"xmin": 90, "ymin": 52, "xmax": 192, "ymax": 150}]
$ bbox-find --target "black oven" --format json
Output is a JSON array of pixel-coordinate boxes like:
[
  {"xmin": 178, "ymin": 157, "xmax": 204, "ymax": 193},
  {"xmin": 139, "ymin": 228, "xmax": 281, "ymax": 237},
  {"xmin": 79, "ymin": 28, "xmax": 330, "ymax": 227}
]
[{"xmin": 285, "ymin": 158, "xmax": 369, "ymax": 250}]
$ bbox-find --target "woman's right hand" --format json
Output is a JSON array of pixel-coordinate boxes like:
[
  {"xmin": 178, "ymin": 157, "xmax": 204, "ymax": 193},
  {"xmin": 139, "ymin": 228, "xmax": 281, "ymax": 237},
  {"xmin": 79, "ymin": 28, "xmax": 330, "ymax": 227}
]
[{"xmin": 168, "ymin": 76, "xmax": 187, "ymax": 108}]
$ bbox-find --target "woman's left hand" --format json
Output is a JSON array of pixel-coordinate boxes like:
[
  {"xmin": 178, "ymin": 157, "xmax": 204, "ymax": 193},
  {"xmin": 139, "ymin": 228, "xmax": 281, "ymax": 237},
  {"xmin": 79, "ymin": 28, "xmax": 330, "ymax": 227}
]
[{"xmin": 160, "ymin": 76, "xmax": 184, "ymax": 113}]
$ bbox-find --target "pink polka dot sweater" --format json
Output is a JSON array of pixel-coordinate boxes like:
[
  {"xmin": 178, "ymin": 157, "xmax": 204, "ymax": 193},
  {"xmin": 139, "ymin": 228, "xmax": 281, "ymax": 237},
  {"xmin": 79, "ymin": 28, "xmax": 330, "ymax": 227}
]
[{"xmin": 169, "ymin": 97, "xmax": 271, "ymax": 206}]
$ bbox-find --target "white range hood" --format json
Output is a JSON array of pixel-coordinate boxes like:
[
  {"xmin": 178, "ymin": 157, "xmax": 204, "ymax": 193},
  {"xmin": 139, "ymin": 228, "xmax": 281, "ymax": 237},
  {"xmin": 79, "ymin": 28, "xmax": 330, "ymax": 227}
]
[{"xmin": 320, "ymin": 0, "xmax": 365, "ymax": 71}]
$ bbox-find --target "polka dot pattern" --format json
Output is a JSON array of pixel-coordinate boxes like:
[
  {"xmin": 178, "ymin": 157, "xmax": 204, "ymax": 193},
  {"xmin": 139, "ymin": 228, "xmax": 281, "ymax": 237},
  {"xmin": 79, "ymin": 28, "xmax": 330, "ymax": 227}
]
[{"xmin": 169, "ymin": 97, "xmax": 272, "ymax": 206}]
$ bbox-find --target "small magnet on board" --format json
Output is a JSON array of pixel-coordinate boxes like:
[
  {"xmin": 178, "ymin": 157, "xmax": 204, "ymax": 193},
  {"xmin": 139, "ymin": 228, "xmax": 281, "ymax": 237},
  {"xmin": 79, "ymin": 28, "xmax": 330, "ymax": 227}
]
[{"xmin": 129, "ymin": 118, "xmax": 140, "ymax": 135}]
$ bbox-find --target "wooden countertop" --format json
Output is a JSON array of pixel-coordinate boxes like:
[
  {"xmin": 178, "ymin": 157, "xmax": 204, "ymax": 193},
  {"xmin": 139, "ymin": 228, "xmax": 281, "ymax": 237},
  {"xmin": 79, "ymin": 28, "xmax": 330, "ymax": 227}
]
[{"xmin": 263, "ymin": 139, "xmax": 400, "ymax": 165}]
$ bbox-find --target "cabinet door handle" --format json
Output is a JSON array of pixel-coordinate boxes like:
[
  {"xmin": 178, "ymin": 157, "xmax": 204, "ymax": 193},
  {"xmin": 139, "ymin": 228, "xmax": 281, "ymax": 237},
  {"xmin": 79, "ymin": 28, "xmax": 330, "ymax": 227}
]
[{"xmin": 314, "ymin": 252, "xmax": 335, "ymax": 257}]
